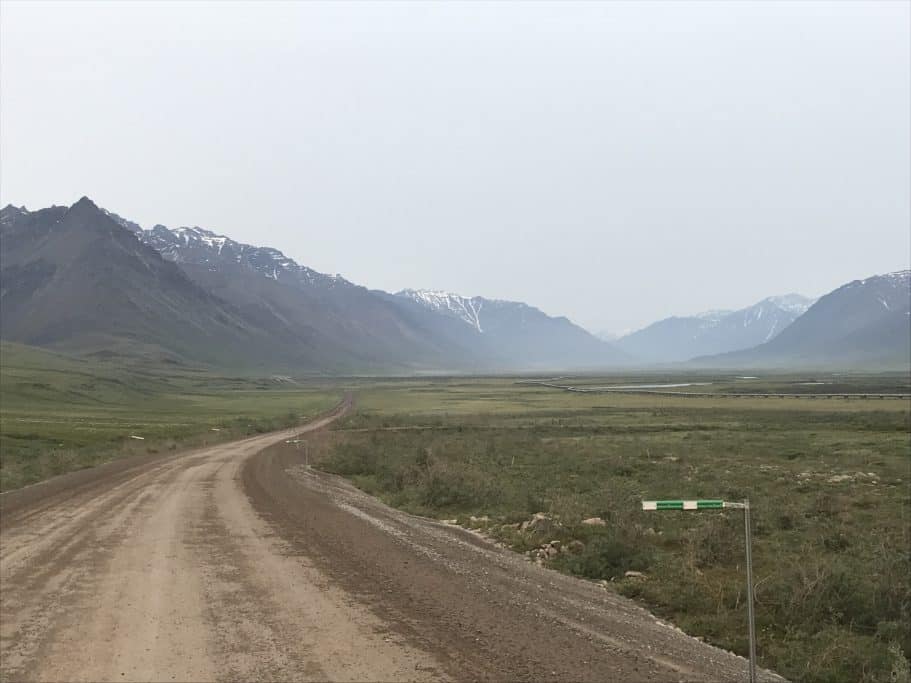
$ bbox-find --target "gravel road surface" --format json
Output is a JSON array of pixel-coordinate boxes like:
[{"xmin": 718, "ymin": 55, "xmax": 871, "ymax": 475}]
[{"xmin": 1, "ymin": 398, "xmax": 780, "ymax": 682}]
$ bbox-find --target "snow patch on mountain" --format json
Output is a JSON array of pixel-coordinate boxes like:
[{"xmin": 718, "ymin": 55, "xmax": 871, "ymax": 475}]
[
  {"xmin": 693, "ymin": 309, "xmax": 733, "ymax": 322},
  {"xmin": 398, "ymin": 289, "xmax": 486, "ymax": 332},
  {"xmin": 762, "ymin": 294, "xmax": 815, "ymax": 315},
  {"xmin": 852, "ymin": 270, "xmax": 911, "ymax": 287},
  {"xmin": 171, "ymin": 226, "xmax": 230, "ymax": 253},
  {"xmin": 103, "ymin": 209, "xmax": 350, "ymax": 291}
]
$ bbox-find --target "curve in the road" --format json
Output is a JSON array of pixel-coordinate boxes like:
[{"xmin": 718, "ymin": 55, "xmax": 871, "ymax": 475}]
[{"xmin": 1, "ymin": 396, "xmax": 781, "ymax": 682}]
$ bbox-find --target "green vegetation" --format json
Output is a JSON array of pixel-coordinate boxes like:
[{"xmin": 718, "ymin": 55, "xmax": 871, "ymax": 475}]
[
  {"xmin": 3, "ymin": 350, "xmax": 908, "ymax": 681},
  {"xmin": 0, "ymin": 342, "xmax": 338, "ymax": 491},
  {"xmin": 316, "ymin": 376, "xmax": 911, "ymax": 683}
]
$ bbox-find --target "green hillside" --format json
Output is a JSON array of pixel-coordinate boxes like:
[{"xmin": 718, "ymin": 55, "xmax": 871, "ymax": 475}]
[{"xmin": 0, "ymin": 342, "xmax": 338, "ymax": 490}]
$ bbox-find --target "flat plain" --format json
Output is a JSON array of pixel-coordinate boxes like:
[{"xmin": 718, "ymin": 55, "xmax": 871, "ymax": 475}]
[{"xmin": 316, "ymin": 374, "xmax": 911, "ymax": 683}]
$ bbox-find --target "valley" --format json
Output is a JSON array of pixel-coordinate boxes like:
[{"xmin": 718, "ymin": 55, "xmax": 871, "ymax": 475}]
[
  {"xmin": 1, "ymin": 197, "xmax": 908, "ymax": 681},
  {"xmin": 2, "ymin": 364, "xmax": 907, "ymax": 681},
  {"xmin": 2, "ymin": 4, "xmax": 907, "ymax": 681}
]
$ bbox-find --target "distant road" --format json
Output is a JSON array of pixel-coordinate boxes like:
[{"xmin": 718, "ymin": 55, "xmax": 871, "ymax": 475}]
[
  {"xmin": 1, "ymin": 396, "xmax": 779, "ymax": 682},
  {"xmin": 519, "ymin": 380, "xmax": 911, "ymax": 400}
]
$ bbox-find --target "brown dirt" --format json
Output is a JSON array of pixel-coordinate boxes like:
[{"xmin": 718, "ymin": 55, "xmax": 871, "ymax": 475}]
[{"xmin": 1, "ymin": 397, "xmax": 781, "ymax": 682}]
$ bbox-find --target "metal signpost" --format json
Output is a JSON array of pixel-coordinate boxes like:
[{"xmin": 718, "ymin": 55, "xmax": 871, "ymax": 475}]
[{"xmin": 642, "ymin": 499, "xmax": 757, "ymax": 683}]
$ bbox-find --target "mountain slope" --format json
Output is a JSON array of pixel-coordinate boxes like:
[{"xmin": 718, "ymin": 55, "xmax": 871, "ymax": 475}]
[
  {"xmin": 0, "ymin": 199, "xmax": 273, "ymax": 366},
  {"xmin": 138, "ymin": 225, "xmax": 483, "ymax": 371},
  {"xmin": 395, "ymin": 289, "xmax": 628, "ymax": 369},
  {"xmin": 4, "ymin": 198, "xmax": 631, "ymax": 372},
  {"xmin": 617, "ymin": 295, "xmax": 814, "ymax": 362},
  {"xmin": 136, "ymin": 219, "xmax": 629, "ymax": 370},
  {"xmin": 692, "ymin": 271, "xmax": 910, "ymax": 369}
]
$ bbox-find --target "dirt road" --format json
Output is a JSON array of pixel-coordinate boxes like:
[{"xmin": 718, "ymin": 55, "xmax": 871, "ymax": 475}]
[{"xmin": 1, "ymin": 398, "xmax": 779, "ymax": 682}]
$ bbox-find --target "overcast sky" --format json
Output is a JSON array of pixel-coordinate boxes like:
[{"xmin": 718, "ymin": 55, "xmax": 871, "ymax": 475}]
[{"xmin": 2, "ymin": 1, "xmax": 908, "ymax": 333}]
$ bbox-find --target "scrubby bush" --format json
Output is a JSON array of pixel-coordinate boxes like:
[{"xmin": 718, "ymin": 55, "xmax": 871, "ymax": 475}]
[
  {"xmin": 321, "ymin": 441, "xmax": 378, "ymax": 476},
  {"xmin": 420, "ymin": 459, "xmax": 493, "ymax": 508},
  {"xmin": 687, "ymin": 514, "xmax": 742, "ymax": 569},
  {"xmin": 558, "ymin": 532, "xmax": 653, "ymax": 580}
]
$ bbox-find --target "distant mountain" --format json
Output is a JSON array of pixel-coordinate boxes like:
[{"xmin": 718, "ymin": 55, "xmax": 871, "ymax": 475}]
[
  {"xmin": 100, "ymin": 208, "xmax": 143, "ymax": 235},
  {"xmin": 1, "ymin": 197, "xmax": 628, "ymax": 372},
  {"xmin": 616, "ymin": 294, "xmax": 814, "ymax": 362},
  {"xmin": 138, "ymin": 224, "xmax": 481, "ymax": 371},
  {"xmin": 394, "ymin": 289, "xmax": 628, "ymax": 369},
  {"xmin": 137, "ymin": 225, "xmax": 627, "ymax": 370},
  {"xmin": 12, "ymin": 197, "xmax": 900, "ymax": 373},
  {"xmin": 0, "ymin": 199, "xmax": 274, "ymax": 366},
  {"xmin": 693, "ymin": 271, "xmax": 910, "ymax": 369}
]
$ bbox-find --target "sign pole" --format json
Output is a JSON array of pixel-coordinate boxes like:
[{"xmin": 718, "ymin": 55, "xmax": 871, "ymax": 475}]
[
  {"xmin": 743, "ymin": 499, "xmax": 757, "ymax": 683},
  {"xmin": 642, "ymin": 498, "xmax": 757, "ymax": 682}
]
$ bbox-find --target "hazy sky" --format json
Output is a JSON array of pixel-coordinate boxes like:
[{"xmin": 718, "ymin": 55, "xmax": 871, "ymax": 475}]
[{"xmin": 2, "ymin": 1, "xmax": 908, "ymax": 333}]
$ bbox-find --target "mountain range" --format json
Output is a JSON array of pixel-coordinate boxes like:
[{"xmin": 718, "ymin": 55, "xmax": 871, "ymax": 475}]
[
  {"xmin": 393, "ymin": 289, "xmax": 627, "ymax": 368},
  {"xmin": 1, "ymin": 197, "xmax": 908, "ymax": 372},
  {"xmin": 691, "ymin": 271, "xmax": 910, "ymax": 369},
  {"xmin": 0, "ymin": 199, "xmax": 268, "ymax": 367},
  {"xmin": 615, "ymin": 295, "xmax": 815, "ymax": 363},
  {"xmin": 1, "ymin": 198, "xmax": 625, "ymax": 372}
]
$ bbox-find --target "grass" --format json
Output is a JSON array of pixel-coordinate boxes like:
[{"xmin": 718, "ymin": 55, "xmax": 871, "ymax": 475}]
[
  {"xmin": 0, "ymin": 342, "xmax": 339, "ymax": 491},
  {"xmin": 3, "ymin": 351, "xmax": 909, "ymax": 681},
  {"xmin": 315, "ymin": 375, "xmax": 911, "ymax": 683}
]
